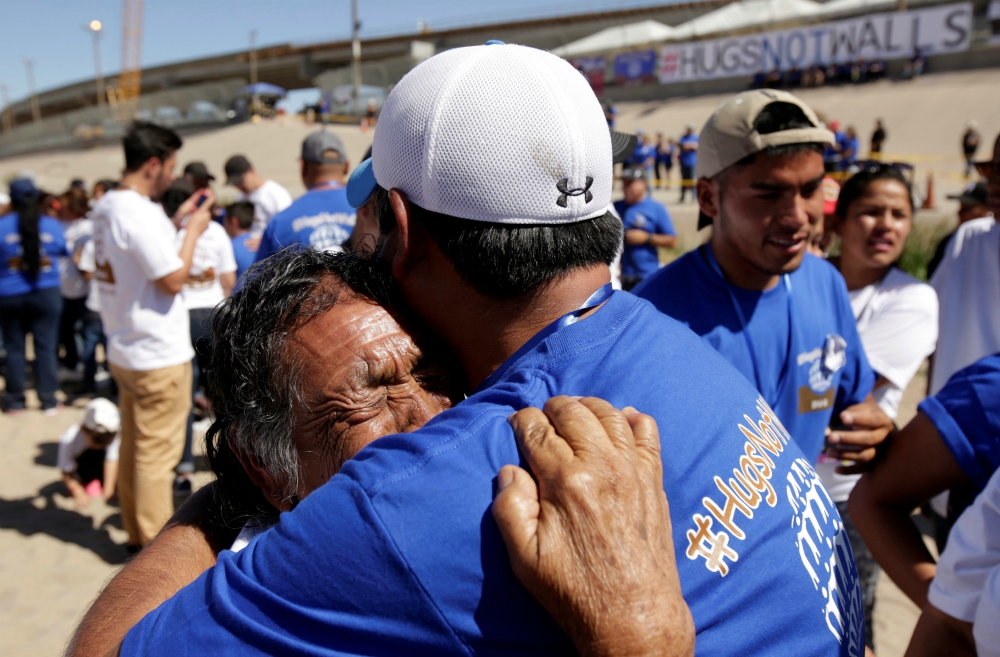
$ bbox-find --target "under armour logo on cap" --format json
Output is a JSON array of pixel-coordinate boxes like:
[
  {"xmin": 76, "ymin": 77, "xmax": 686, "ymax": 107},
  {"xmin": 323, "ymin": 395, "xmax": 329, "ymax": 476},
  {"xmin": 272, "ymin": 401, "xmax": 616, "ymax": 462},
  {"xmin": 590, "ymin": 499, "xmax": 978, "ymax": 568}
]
[
  {"xmin": 555, "ymin": 177, "xmax": 594, "ymax": 208},
  {"xmin": 361, "ymin": 43, "xmax": 614, "ymax": 224}
]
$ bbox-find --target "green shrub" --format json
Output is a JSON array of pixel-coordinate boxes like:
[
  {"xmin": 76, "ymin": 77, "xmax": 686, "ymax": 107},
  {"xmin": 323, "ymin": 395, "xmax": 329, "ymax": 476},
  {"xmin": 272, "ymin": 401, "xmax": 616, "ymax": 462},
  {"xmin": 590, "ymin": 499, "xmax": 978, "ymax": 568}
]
[{"xmin": 898, "ymin": 218, "xmax": 954, "ymax": 281}]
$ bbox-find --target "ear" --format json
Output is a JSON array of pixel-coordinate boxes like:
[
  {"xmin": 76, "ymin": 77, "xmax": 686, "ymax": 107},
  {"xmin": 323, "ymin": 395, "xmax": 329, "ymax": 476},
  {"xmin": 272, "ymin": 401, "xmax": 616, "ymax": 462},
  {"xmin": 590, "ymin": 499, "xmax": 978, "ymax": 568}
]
[
  {"xmin": 696, "ymin": 178, "xmax": 719, "ymax": 221},
  {"xmin": 144, "ymin": 156, "xmax": 163, "ymax": 181},
  {"xmin": 385, "ymin": 189, "xmax": 428, "ymax": 281},
  {"xmin": 229, "ymin": 437, "xmax": 295, "ymax": 512}
]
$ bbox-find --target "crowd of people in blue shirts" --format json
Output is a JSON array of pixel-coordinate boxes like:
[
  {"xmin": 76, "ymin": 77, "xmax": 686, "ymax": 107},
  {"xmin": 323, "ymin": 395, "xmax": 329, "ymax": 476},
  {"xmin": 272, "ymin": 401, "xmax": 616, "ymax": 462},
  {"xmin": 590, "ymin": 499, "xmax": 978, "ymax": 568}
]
[
  {"xmin": 1, "ymin": 41, "xmax": 999, "ymax": 657},
  {"xmin": 621, "ymin": 124, "xmax": 699, "ymax": 201}
]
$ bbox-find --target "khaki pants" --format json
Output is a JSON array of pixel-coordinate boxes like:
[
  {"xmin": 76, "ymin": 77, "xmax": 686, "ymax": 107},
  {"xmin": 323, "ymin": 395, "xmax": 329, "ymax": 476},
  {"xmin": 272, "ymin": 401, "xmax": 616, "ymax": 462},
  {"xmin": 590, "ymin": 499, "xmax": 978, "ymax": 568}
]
[{"xmin": 111, "ymin": 362, "xmax": 192, "ymax": 546}]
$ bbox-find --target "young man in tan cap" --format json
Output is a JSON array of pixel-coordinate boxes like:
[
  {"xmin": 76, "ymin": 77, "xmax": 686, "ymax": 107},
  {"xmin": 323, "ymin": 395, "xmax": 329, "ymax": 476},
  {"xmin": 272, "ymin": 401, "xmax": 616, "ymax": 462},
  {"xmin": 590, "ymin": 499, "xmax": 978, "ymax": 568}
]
[{"xmin": 634, "ymin": 89, "xmax": 893, "ymax": 651}]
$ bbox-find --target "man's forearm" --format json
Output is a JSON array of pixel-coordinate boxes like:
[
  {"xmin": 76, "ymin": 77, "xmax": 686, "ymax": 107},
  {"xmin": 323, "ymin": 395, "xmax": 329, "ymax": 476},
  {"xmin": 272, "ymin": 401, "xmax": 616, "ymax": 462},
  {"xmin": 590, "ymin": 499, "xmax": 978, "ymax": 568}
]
[
  {"xmin": 67, "ymin": 523, "xmax": 217, "ymax": 656},
  {"xmin": 849, "ymin": 481, "xmax": 936, "ymax": 608},
  {"xmin": 904, "ymin": 604, "xmax": 975, "ymax": 657},
  {"xmin": 67, "ymin": 484, "xmax": 238, "ymax": 656},
  {"xmin": 650, "ymin": 234, "xmax": 676, "ymax": 248}
]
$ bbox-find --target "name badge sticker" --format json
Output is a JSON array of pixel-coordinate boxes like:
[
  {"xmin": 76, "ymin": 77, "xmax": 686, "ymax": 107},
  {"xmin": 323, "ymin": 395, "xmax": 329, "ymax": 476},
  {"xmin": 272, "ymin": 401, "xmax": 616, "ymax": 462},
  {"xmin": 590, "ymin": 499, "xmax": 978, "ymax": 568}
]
[{"xmin": 798, "ymin": 386, "xmax": 835, "ymax": 414}]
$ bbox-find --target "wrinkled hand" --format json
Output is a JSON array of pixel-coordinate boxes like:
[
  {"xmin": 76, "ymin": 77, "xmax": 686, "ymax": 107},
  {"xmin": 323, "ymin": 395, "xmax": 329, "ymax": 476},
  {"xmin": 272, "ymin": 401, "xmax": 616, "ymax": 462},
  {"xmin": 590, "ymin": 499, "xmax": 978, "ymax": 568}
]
[
  {"xmin": 492, "ymin": 396, "xmax": 694, "ymax": 657},
  {"xmin": 825, "ymin": 394, "xmax": 894, "ymax": 474}
]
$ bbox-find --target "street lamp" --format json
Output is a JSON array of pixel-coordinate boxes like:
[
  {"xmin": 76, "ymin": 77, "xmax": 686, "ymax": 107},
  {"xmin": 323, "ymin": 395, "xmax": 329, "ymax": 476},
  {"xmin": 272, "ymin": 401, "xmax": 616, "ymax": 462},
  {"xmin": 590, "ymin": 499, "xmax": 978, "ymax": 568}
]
[{"xmin": 85, "ymin": 20, "xmax": 106, "ymax": 116}]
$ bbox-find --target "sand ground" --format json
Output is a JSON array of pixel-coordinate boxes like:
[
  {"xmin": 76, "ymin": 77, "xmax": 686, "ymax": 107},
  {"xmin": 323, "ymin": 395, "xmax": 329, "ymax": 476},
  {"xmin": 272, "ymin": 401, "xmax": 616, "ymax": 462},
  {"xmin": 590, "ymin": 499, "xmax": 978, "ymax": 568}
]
[{"xmin": 2, "ymin": 67, "xmax": 994, "ymax": 655}]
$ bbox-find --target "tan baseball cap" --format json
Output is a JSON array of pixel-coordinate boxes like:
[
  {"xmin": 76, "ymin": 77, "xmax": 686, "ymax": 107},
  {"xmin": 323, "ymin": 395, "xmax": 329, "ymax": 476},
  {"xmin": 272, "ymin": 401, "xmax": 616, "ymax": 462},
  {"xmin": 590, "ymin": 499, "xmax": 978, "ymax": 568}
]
[{"xmin": 696, "ymin": 89, "xmax": 834, "ymax": 181}]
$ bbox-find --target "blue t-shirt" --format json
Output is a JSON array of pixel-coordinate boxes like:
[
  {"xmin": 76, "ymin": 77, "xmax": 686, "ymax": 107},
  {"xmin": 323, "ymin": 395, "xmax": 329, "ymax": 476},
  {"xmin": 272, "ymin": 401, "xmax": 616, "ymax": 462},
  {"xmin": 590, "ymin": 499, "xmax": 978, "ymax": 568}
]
[
  {"xmin": 0, "ymin": 213, "xmax": 67, "ymax": 297},
  {"xmin": 679, "ymin": 134, "xmax": 699, "ymax": 168},
  {"xmin": 123, "ymin": 291, "xmax": 862, "ymax": 656},
  {"xmin": 255, "ymin": 186, "xmax": 356, "ymax": 263},
  {"xmin": 840, "ymin": 137, "xmax": 860, "ymax": 169},
  {"xmin": 919, "ymin": 353, "xmax": 1000, "ymax": 492},
  {"xmin": 635, "ymin": 249, "xmax": 875, "ymax": 462},
  {"xmin": 231, "ymin": 233, "xmax": 256, "ymax": 281},
  {"xmin": 627, "ymin": 142, "xmax": 655, "ymax": 169},
  {"xmin": 613, "ymin": 197, "xmax": 675, "ymax": 279}
]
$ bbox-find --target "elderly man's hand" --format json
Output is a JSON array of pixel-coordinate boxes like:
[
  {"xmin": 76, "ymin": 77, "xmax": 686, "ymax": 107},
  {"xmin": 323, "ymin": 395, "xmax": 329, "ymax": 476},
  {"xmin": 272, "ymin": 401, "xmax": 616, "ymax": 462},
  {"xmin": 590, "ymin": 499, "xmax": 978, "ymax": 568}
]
[
  {"xmin": 825, "ymin": 393, "xmax": 895, "ymax": 475},
  {"xmin": 492, "ymin": 396, "xmax": 694, "ymax": 657}
]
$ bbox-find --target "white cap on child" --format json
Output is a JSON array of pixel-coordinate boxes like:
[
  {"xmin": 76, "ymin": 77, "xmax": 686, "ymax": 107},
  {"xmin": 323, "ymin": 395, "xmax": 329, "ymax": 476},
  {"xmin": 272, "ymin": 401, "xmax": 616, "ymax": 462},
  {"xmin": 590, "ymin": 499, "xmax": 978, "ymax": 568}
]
[{"xmin": 84, "ymin": 398, "xmax": 121, "ymax": 434}]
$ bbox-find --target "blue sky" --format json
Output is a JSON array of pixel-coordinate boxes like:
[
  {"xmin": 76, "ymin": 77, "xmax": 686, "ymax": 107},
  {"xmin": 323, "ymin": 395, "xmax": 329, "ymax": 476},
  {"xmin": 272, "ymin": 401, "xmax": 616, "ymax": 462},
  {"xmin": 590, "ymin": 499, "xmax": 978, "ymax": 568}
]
[{"xmin": 0, "ymin": 0, "xmax": 671, "ymax": 105}]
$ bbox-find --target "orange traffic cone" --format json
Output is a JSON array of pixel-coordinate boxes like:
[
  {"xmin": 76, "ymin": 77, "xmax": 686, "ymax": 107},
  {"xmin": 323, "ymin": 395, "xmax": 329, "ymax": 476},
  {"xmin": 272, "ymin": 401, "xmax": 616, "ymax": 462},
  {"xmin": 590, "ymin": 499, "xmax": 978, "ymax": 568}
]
[{"xmin": 922, "ymin": 172, "xmax": 935, "ymax": 210}]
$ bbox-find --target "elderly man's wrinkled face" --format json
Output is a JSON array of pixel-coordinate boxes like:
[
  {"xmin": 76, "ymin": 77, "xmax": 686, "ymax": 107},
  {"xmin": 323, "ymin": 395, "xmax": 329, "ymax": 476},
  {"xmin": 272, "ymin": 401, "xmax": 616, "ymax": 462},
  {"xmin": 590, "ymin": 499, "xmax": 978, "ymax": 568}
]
[{"xmin": 283, "ymin": 298, "xmax": 455, "ymax": 502}]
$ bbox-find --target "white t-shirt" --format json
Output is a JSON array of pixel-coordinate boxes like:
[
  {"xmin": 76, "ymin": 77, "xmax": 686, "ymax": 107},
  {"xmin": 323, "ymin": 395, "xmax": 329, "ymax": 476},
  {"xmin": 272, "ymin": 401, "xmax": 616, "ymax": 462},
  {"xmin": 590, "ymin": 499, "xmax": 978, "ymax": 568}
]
[
  {"xmin": 929, "ymin": 465, "xmax": 1000, "ymax": 654},
  {"xmin": 91, "ymin": 189, "xmax": 194, "ymax": 371},
  {"xmin": 175, "ymin": 221, "xmax": 237, "ymax": 310},
  {"xmin": 57, "ymin": 423, "xmax": 120, "ymax": 473},
  {"xmin": 240, "ymin": 180, "xmax": 292, "ymax": 238},
  {"xmin": 77, "ymin": 238, "xmax": 101, "ymax": 313},
  {"xmin": 929, "ymin": 215, "xmax": 1000, "ymax": 394},
  {"xmin": 817, "ymin": 267, "xmax": 939, "ymax": 502},
  {"xmin": 59, "ymin": 218, "xmax": 93, "ymax": 299}
]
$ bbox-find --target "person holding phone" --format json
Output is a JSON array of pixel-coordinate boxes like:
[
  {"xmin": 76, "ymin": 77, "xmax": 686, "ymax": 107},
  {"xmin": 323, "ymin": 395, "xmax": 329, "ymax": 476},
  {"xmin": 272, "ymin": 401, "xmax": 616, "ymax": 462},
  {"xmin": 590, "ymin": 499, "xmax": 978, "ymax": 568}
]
[
  {"xmin": 161, "ymin": 179, "xmax": 237, "ymax": 495},
  {"xmin": 90, "ymin": 122, "xmax": 215, "ymax": 550}
]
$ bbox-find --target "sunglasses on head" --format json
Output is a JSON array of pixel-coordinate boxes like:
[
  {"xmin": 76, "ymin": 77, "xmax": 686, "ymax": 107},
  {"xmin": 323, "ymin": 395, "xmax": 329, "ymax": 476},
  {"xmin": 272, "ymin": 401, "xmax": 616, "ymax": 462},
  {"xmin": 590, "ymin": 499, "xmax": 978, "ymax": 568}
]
[{"xmin": 854, "ymin": 160, "xmax": 915, "ymax": 183}]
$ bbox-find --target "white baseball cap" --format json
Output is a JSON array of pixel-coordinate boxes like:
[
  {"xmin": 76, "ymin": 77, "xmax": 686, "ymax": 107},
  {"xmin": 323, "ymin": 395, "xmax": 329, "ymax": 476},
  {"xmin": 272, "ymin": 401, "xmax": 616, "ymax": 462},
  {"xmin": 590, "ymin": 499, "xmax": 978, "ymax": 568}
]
[
  {"xmin": 83, "ymin": 398, "xmax": 121, "ymax": 434},
  {"xmin": 347, "ymin": 42, "xmax": 632, "ymax": 224}
]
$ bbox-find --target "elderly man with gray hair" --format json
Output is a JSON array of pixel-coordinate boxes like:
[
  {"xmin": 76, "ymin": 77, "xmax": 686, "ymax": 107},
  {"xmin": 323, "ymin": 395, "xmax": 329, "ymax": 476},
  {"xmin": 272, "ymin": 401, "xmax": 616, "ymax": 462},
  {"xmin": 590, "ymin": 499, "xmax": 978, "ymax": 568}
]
[{"xmin": 70, "ymin": 247, "xmax": 694, "ymax": 657}]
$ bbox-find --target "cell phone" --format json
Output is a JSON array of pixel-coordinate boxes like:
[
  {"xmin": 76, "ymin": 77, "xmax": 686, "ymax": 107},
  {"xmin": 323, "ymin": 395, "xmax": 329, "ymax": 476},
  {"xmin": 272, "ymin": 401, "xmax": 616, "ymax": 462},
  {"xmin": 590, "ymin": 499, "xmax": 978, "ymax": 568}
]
[{"xmin": 195, "ymin": 193, "xmax": 209, "ymax": 208}]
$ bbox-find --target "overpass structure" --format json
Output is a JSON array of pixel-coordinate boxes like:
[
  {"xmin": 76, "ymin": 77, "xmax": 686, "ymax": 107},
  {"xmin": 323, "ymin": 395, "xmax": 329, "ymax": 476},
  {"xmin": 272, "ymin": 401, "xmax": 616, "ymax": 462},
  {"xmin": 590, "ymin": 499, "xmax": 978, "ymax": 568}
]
[{"xmin": 2, "ymin": 1, "xmax": 723, "ymax": 129}]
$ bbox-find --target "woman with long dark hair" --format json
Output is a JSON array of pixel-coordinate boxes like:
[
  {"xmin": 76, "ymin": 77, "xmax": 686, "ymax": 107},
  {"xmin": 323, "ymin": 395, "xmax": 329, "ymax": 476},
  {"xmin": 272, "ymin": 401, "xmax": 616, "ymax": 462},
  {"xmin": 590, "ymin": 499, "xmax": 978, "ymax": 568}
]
[
  {"xmin": 0, "ymin": 179, "xmax": 68, "ymax": 413},
  {"xmin": 818, "ymin": 162, "xmax": 939, "ymax": 651}
]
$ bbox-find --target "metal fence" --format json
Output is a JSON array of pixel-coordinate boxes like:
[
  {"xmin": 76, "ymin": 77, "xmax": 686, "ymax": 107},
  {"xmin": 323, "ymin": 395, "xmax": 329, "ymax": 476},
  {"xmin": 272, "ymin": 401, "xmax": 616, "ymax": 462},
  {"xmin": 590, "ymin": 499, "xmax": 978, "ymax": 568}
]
[{"xmin": 0, "ymin": 78, "xmax": 249, "ymax": 159}]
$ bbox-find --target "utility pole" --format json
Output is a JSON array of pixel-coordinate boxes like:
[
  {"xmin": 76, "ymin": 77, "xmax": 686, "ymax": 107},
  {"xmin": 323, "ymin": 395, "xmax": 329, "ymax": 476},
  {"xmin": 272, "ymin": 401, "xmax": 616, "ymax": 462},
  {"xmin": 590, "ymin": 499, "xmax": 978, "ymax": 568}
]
[
  {"xmin": 86, "ymin": 20, "xmax": 106, "ymax": 115},
  {"xmin": 0, "ymin": 83, "xmax": 12, "ymax": 133},
  {"xmin": 351, "ymin": 0, "xmax": 362, "ymax": 115},
  {"xmin": 22, "ymin": 58, "xmax": 40, "ymax": 123},
  {"xmin": 249, "ymin": 30, "xmax": 259, "ymax": 117}
]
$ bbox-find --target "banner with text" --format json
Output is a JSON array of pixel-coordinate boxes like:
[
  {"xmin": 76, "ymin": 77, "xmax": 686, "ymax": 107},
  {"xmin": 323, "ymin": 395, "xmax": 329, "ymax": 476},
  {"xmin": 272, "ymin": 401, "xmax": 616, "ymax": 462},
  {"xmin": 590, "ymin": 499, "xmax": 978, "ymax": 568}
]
[
  {"xmin": 615, "ymin": 50, "xmax": 657, "ymax": 86},
  {"xmin": 574, "ymin": 56, "xmax": 607, "ymax": 95},
  {"xmin": 658, "ymin": 2, "xmax": 972, "ymax": 84}
]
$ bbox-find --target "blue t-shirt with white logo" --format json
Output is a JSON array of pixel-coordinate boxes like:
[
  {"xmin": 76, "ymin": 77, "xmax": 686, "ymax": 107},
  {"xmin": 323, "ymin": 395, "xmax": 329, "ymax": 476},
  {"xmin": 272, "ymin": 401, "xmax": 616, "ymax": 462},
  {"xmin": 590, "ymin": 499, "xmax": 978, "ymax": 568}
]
[
  {"xmin": 255, "ymin": 186, "xmax": 356, "ymax": 263},
  {"xmin": 919, "ymin": 353, "xmax": 1000, "ymax": 493},
  {"xmin": 614, "ymin": 197, "xmax": 675, "ymax": 279},
  {"xmin": 231, "ymin": 233, "xmax": 256, "ymax": 281},
  {"xmin": 0, "ymin": 213, "xmax": 67, "ymax": 297},
  {"xmin": 635, "ymin": 249, "xmax": 875, "ymax": 462},
  {"xmin": 679, "ymin": 134, "xmax": 699, "ymax": 168},
  {"xmin": 627, "ymin": 142, "xmax": 655, "ymax": 169},
  {"xmin": 123, "ymin": 291, "xmax": 863, "ymax": 656}
]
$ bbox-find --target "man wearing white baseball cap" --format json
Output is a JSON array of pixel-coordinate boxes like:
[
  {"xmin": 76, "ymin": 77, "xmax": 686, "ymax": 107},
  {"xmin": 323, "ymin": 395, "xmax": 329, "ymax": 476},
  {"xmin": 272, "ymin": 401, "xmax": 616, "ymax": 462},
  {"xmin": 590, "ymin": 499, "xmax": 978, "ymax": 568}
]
[
  {"xmin": 634, "ymin": 89, "xmax": 892, "ymax": 650},
  {"xmin": 120, "ymin": 47, "xmax": 861, "ymax": 655}
]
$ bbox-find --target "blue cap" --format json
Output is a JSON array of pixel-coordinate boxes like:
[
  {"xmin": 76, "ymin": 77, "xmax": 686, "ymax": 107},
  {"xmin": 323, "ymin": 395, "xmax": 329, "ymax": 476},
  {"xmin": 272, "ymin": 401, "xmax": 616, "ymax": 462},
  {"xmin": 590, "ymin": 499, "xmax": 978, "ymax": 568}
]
[
  {"xmin": 486, "ymin": 40, "xmax": 505, "ymax": 45},
  {"xmin": 347, "ymin": 157, "xmax": 377, "ymax": 208},
  {"xmin": 9, "ymin": 178, "xmax": 37, "ymax": 204}
]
